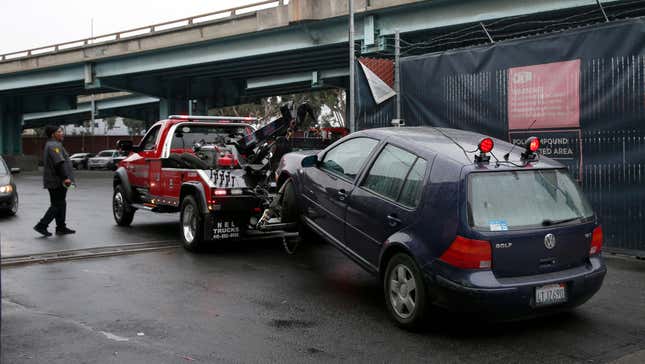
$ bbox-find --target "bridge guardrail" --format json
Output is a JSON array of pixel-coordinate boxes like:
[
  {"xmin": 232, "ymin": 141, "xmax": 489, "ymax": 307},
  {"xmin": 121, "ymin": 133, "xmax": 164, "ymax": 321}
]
[{"xmin": 0, "ymin": 0, "xmax": 286, "ymax": 62}]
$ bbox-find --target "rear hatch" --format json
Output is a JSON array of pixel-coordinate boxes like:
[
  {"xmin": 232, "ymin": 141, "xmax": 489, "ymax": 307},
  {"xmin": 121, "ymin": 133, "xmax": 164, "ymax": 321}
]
[{"xmin": 467, "ymin": 169, "xmax": 595, "ymax": 278}]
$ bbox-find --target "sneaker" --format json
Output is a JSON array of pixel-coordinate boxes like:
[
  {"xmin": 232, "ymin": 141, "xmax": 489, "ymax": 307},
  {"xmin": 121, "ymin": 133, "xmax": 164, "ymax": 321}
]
[
  {"xmin": 34, "ymin": 224, "xmax": 52, "ymax": 237},
  {"xmin": 55, "ymin": 227, "xmax": 76, "ymax": 235}
]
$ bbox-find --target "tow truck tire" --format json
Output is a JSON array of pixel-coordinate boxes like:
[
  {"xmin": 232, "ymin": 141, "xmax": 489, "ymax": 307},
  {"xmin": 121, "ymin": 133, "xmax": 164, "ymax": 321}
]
[
  {"xmin": 180, "ymin": 195, "xmax": 204, "ymax": 251},
  {"xmin": 383, "ymin": 253, "xmax": 429, "ymax": 331},
  {"xmin": 113, "ymin": 184, "xmax": 135, "ymax": 226}
]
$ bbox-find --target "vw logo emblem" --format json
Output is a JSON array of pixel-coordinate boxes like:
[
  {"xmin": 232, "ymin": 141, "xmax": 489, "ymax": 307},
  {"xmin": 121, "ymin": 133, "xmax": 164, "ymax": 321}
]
[{"xmin": 544, "ymin": 233, "xmax": 556, "ymax": 249}]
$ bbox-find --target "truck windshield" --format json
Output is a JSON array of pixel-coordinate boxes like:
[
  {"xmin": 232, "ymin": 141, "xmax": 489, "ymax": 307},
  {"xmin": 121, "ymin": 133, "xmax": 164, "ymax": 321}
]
[
  {"xmin": 171, "ymin": 124, "xmax": 251, "ymax": 149},
  {"xmin": 468, "ymin": 169, "xmax": 594, "ymax": 230}
]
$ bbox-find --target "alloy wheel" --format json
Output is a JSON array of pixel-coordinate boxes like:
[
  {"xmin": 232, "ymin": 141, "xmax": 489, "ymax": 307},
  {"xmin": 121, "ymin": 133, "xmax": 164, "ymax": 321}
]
[
  {"xmin": 113, "ymin": 192, "xmax": 124, "ymax": 220},
  {"xmin": 388, "ymin": 264, "xmax": 417, "ymax": 319},
  {"xmin": 182, "ymin": 204, "xmax": 196, "ymax": 243}
]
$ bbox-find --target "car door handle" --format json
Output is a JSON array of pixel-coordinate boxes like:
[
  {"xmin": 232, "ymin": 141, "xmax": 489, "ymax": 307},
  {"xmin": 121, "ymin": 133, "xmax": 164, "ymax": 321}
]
[
  {"xmin": 387, "ymin": 214, "xmax": 402, "ymax": 227},
  {"xmin": 337, "ymin": 189, "xmax": 347, "ymax": 201}
]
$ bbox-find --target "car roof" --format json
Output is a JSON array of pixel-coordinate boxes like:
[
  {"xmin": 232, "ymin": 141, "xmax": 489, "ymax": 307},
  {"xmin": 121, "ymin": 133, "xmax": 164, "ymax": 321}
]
[{"xmin": 355, "ymin": 127, "xmax": 564, "ymax": 169}]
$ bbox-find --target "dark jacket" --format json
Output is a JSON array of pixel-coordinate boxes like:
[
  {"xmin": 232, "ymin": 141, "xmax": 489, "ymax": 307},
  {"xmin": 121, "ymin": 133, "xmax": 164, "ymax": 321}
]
[{"xmin": 43, "ymin": 140, "xmax": 75, "ymax": 189}]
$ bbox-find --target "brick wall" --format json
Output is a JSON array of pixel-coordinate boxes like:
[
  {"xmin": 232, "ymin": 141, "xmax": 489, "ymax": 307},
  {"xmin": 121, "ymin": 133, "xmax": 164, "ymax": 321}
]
[{"xmin": 22, "ymin": 135, "xmax": 142, "ymax": 162}]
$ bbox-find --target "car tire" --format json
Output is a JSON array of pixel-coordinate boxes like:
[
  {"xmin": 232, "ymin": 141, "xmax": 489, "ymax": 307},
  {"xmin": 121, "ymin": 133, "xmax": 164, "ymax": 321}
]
[
  {"xmin": 279, "ymin": 179, "xmax": 299, "ymax": 231},
  {"xmin": 113, "ymin": 184, "xmax": 135, "ymax": 226},
  {"xmin": 383, "ymin": 253, "xmax": 429, "ymax": 330},
  {"xmin": 280, "ymin": 178, "xmax": 321, "ymax": 241},
  {"xmin": 180, "ymin": 195, "xmax": 204, "ymax": 251}
]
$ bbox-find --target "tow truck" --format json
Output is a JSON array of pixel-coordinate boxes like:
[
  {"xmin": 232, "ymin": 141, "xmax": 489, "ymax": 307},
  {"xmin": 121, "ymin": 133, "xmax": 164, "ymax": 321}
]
[{"xmin": 112, "ymin": 104, "xmax": 335, "ymax": 251}]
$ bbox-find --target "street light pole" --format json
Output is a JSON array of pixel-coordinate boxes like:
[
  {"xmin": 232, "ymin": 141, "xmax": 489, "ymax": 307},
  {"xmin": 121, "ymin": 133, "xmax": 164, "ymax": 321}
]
[
  {"xmin": 395, "ymin": 29, "xmax": 401, "ymax": 120},
  {"xmin": 348, "ymin": 0, "xmax": 355, "ymax": 132}
]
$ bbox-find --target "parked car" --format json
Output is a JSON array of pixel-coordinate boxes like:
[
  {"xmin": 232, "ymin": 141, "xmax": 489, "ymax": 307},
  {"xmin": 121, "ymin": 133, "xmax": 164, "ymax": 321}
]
[
  {"xmin": 275, "ymin": 127, "xmax": 606, "ymax": 329},
  {"xmin": 0, "ymin": 156, "xmax": 20, "ymax": 216},
  {"xmin": 88, "ymin": 150, "xmax": 125, "ymax": 170},
  {"xmin": 70, "ymin": 152, "xmax": 95, "ymax": 169}
]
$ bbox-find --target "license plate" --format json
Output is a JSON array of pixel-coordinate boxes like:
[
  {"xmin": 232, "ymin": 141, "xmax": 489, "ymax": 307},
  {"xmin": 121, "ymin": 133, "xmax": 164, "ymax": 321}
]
[
  {"xmin": 535, "ymin": 283, "xmax": 567, "ymax": 306},
  {"xmin": 211, "ymin": 220, "xmax": 241, "ymax": 240}
]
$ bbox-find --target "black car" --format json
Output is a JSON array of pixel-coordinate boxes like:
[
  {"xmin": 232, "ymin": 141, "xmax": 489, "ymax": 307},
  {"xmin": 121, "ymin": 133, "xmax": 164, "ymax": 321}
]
[
  {"xmin": 275, "ymin": 127, "xmax": 605, "ymax": 329},
  {"xmin": 70, "ymin": 152, "xmax": 95, "ymax": 169},
  {"xmin": 0, "ymin": 156, "xmax": 20, "ymax": 216}
]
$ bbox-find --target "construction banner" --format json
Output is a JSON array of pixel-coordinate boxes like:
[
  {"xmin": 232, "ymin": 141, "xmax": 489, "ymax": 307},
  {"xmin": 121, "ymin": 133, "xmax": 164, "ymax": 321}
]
[{"xmin": 400, "ymin": 18, "xmax": 645, "ymax": 253}]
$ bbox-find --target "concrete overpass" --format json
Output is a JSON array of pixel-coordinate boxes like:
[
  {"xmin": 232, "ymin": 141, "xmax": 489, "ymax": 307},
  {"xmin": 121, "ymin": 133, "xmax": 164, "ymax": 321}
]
[{"xmin": 0, "ymin": 0, "xmax": 627, "ymax": 155}]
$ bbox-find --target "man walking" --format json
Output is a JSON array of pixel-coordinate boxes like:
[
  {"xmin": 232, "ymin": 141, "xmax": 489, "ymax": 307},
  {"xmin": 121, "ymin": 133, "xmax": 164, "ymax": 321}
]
[{"xmin": 34, "ymin": 125, "xmax": 76, "ymax": 236}]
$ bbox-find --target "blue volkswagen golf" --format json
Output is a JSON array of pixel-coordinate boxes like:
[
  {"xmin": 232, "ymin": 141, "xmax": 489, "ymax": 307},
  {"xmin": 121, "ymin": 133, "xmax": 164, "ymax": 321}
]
[{"xmin": 275, "ymin": 127, "xmax": 606, "ymax": 329}]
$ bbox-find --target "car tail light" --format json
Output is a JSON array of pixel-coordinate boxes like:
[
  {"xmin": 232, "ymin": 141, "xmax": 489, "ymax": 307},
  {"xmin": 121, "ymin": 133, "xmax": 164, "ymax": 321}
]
[
  {"xmin": 590, "ymin": 226, "xmax": 603, "ymax": 256},
  {"xmin": 439, "ymin": 236, "xmax": 492, "ymax": 269},
  {"xmin": 478, "ymin": 138, "xmax": 494, "ymax": 153},
  {"xmin": 213, "ymin": 189, "xmax": 227, "ymax": 196}
]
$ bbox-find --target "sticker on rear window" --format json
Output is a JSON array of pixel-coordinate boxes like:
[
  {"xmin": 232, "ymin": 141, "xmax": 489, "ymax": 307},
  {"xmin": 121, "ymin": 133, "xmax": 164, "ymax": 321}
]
[{"xmin": 489, "ymin": 220, "xmax": 508, "ymax": 231}]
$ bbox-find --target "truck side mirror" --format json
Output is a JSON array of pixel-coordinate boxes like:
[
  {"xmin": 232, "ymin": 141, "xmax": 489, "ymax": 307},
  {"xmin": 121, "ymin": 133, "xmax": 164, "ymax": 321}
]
[
  {"xmin": 301, "ymin": 155, "xmax": 318, "ymax": 168},
  {"xmin": 116, "ymin": 140, "xmax": 134, "ymax": 153}
]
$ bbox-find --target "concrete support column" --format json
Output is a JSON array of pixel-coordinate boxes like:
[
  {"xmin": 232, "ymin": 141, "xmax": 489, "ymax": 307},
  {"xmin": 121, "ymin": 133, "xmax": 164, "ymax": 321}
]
[
  {"xmin": 0, "ymin": 99, "xmax": 23, "ymax": 156},
  {"xmin": 159, "ymin": 98, "xmax": 170, "ymax": 119}
]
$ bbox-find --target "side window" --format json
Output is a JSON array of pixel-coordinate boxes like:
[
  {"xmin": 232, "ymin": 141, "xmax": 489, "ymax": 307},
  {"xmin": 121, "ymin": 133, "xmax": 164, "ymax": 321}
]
[
  {"xmin": 362, "ymin": 144, "xmax": 417, "ymax": 201},
  {"xmin": 140, "ymin": 126, "xmax": 161, "ymax": 151},
  {"xmin": 398, "ymin": 158, "xmax": 427, "ymax": 207},
  {"xmin": 320, "ymin": 137, "xmax": 378, "ymax": 180}
]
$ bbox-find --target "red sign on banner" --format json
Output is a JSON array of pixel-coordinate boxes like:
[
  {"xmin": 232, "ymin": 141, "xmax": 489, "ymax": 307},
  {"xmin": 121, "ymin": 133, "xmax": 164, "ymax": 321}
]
[{"xmin": 508, "ymin": 60, "xmax": 580, "ymax": 130}]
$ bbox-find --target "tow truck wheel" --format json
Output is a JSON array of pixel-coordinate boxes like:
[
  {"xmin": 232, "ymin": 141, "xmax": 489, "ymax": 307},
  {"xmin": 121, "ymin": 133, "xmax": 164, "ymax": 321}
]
[
  {"xmin": 180, "ymin": 195, "xmax": 204, "ymax": 251},
  {"xmin": 383, "ymin": 253, "xmax": 429, "ymax": 330},
  {"xmin": 113, "ymin": 185, "xmax": 135, "ymax": 226}
]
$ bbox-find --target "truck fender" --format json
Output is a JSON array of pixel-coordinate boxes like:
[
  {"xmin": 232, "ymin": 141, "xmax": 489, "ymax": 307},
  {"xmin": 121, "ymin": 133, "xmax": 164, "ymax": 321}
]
[
  {"xmin": 180, "ymin": 182, "xmax": 209, "ymax": 214},
  {"xmin": 113, "ymin": 167, "xmax": 134, "ymax": 203}
]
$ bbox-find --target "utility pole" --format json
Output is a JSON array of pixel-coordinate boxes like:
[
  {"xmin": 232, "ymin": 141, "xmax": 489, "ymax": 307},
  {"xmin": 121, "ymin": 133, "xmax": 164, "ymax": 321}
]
[
  {"xmin": 348, "ymin": 0, "xmax": 355, "ymax": 132},
  {"xmin": 90, "ymin": 18, "xmax": 95, "ymax": 152},
  {"xmin": 395, "ymin": 29, "xmax": 401, "ymax": 120},
  {"xmin": 90, "ymin": 96, "xmax": 95, "ymax": 152}
]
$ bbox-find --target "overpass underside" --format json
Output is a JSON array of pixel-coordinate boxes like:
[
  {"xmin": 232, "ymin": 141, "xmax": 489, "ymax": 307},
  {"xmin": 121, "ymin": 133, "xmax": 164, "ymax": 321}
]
[{"xmin": 1, "ymin": 0, "xmax": 643, "ymax": 155}]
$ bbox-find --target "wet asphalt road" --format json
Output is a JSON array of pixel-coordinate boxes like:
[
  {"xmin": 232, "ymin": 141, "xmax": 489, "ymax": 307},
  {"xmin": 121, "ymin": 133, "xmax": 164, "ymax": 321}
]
[{"xmin": 2, "ymin": 170, "xmax": 645, "ymax": 363}]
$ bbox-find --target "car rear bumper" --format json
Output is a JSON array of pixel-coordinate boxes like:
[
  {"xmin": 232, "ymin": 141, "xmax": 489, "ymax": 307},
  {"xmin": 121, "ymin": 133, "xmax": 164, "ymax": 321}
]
[{"xmin": 425, "ymin": 256, "xmax": 606, "ymax": 318}]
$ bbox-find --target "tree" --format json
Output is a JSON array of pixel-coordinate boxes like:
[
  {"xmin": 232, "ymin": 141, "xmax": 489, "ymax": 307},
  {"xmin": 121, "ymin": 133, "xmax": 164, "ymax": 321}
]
[
  {"xmin": 207, "ymin": 88, "xmax": 346, "ymax": 128},
  {"xmin": 105, "ymin": 116, "xmax": 117, "ymax": 134},
  {"xmin": 123, "ymin": 118, "xmax": 146, "ymax": 136}
]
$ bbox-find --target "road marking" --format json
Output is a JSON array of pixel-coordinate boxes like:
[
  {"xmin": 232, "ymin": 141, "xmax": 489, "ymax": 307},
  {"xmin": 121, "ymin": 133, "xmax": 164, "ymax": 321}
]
[
  {"xmin": 1, "ymin": 240, "xmax": 180, "ymax": 267},
  {"xmin": 100, "ymin": 331, "xmax": 130, "ymax": 342}
]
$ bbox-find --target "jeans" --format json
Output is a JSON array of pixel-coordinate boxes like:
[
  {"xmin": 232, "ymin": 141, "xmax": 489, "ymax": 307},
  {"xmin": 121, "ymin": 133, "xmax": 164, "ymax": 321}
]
[{"xmin": 38, "ymin": 187, "xmax": 67, "ymax": 229}]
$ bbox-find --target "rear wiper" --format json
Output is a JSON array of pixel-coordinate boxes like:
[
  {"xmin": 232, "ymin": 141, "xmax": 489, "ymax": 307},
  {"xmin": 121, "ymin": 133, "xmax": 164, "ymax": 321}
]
[{"xmin": 541, "ymin": 217, "xmax": 579, "ymax": 226}]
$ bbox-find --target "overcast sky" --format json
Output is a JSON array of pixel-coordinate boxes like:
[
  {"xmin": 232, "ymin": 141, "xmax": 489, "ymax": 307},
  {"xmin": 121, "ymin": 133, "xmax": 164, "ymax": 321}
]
[{"xmin": 0, "ymin": 0, "xmax": 263, "ymax": 54}]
